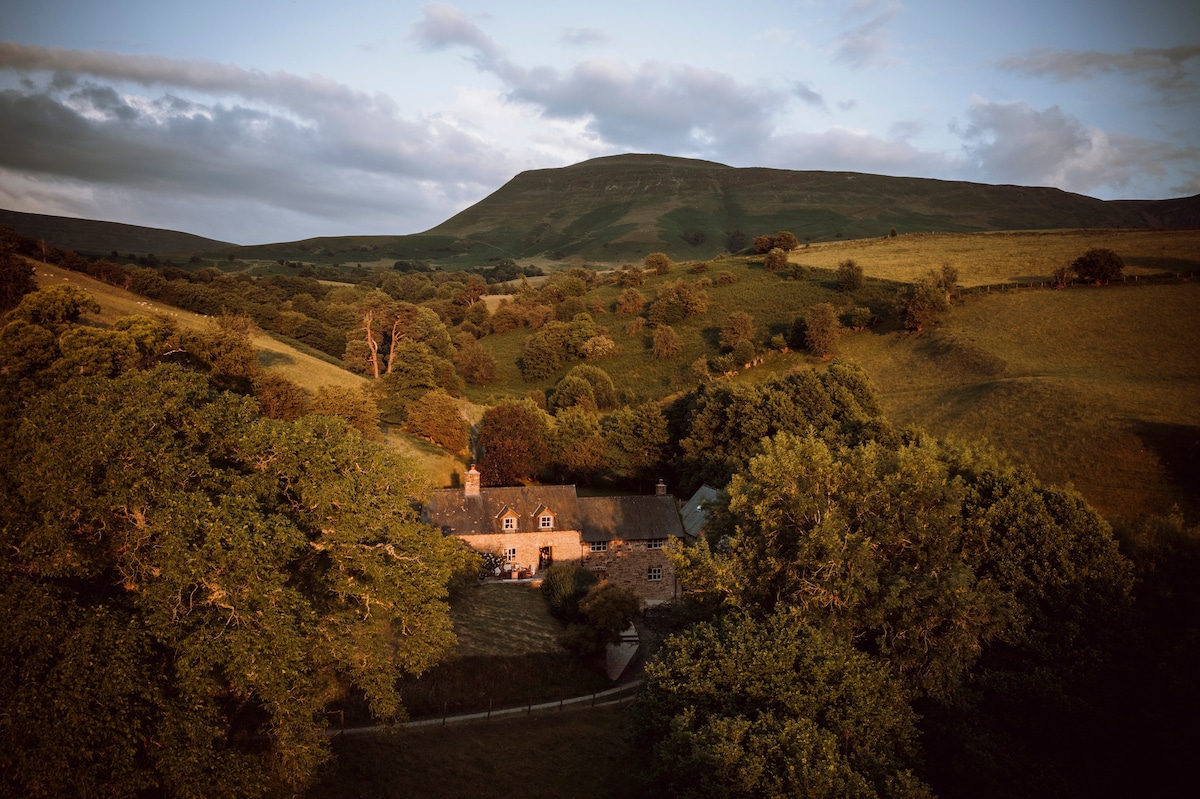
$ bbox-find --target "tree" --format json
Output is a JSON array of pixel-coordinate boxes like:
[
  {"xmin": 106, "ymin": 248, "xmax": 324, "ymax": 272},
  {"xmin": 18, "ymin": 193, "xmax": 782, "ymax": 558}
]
[
  {"xmin": 307, "ymin": 385, "xmax": 382, "ymax": 440},
  {"xmin": 405, "ymin": 389, "xmax": 468, "ymax": 452},
  {"xmin": 836, "ymin": 259, "xmax": 865, "ymax": 291},
  {"xmin": 540, "ymin": 563, "xmax": 599, "ymax": 623},
  {"xmin": 581, "ymin": 334, "xmax": 616, "ymax": 361},
  {"xmin": 252, "ymin": 372, "xmax": 308, "ymax": 421},
  {"xmin": 732, "ymin": 339, "xmax": 756, "ymax": 367},
  {"xmin": 454, "ymin": 338, "xmax": 497, "ymax": 385},
  {"xmin": 632, "ymin": 609, "xmax": 931, "ymax": 799},
  {"xmin": 615, "ymin": 287, "xmax": 646, "ymax": 315},
  {"xmin": 896, "ymin": 277, "xmax": 948, "ymax": 332},
  {"xmin": 677, "ymin": 429, "xmax": 1133, "ymax": 701},
  {"xmin": 562, "ymin": 581, "xmax": 642, "ymax": 656},
  {"xmin": 478, "ymin": 399, "xmax": 551, "ymax": 485},
  {"xmin": 763, "ymin": 247, "xmax": 788, "ymax": 271},
  {"xmin": 563, "ymin": 363, "xmax": 617, "ymax": 409},
  {"xmin": 0, "ymin": 249, "xmax": 37, "ymax": 313},
  {"xmin": 603, "ymin": 401, "xmax": 670, "ymax": 482},
  {"xmin": 1071, "ymin": 247, "xmax": 1124, "ymax": 284},
  {"xmin": 6, "ymin": 285, "xmax": 100, "ymax": 332},
  {"xmin": 653, "ymin": 324, "xmax": 683, "ymax": 358},
  {"xmin": 774, "ymin": 230, "xmax": 800, "ymax": 251},
  {"xmin": 719, "ymin": 311, "xmax": 755, "ymax": 350},
  {"xmin": 753, "ymin": 235, "xmax": 774, "ymax": 254},
  {"xmin": 549, "ymin": 373, "xmax": 597, "ymax": 413},
  {"xmin": 0, "ymin": 365, "xmax": 475, "ymax": 798},
  {"xmin": 548, "ymin": 406, "xmax": 609, "ymax": 484},
  {"xmin": 804, "ymin": 303, "xmax": 842, "ymax": 358},
  {"xmin": 644, "ymin": 252, "xmax": 673, "ymax": 274}
]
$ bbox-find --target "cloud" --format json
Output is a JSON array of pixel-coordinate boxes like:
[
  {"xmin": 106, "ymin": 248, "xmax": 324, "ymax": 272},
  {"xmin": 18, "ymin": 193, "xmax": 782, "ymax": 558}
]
[
  {"xmin": 410, "ymin": 3, "xmax": 502, "ymax": 67},
  {"xmin": 760, "ymin": 126, "xmax": 958, "ymax": 178},
  {"xmin": 560, "ymin": 27, "xmax": 611, "ymax": 47},
  {"xmin": 791, "ymin": 81, "xmax": 826, "ymax": 108},
  {"xmin": 502, "ymin": 60, "xmax": 783, "ymax": 157},
  {"xmin": 997, "ymin": 45, "xmax": 1200, "ymax": 95},
  {"xmin": 0, "ymin": 42, "xmax": 519, "ymax": 240},
  {"xmin": 957, "ymin": 97, "xmax": 1196, "ymax": 198},
  {"xmin": 407, "ymin": 7, "xmax": 787, "ymax": 160},
  {"xmin": 833, "ymin": 0, "xmax": 903, "ymax": 68}
]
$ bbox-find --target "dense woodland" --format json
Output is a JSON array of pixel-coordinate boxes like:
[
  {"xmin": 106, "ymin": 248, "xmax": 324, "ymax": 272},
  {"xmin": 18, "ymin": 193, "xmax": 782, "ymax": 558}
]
[{"xmin": 2, "ymin": 224, "xmax": 1199, "ymax": 798}]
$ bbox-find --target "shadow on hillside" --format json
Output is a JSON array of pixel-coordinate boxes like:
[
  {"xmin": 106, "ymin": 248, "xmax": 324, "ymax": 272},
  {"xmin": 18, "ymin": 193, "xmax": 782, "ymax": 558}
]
[
  {"xmin": 256, "ymin": 350, "xmax": 296, "ymax": 367},
  {"xmin": 1134, "ymin": 421, "xmax": 1200, "ymax": 514},
  {"xmin": 1127, "ymin": 256, "xmax": 1200, "ymax": 274}
]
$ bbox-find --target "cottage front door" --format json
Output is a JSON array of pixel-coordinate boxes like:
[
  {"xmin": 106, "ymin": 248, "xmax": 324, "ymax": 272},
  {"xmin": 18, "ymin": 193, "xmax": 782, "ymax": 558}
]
[{"xmin": 538, "ymin": 546, "xmax": 553, "ymax": 571}]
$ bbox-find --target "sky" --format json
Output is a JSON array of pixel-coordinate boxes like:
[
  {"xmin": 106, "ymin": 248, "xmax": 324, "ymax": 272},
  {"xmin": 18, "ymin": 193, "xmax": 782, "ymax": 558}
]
[{"xmin": 1, "ymin": 0, "xmax": 1198, "ymax": 245}]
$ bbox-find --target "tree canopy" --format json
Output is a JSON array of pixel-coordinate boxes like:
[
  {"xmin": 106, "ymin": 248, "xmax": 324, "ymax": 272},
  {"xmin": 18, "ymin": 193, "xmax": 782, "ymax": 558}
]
[{"xmin": 0, "ymin": 364, "xmax": 475, "ymax": 798}]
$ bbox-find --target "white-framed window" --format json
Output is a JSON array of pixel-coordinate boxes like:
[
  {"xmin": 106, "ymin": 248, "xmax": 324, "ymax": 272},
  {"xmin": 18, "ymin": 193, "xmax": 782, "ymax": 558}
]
[
  {"xmin": 503, "ymin": 516, "xmax": 516, "ymax": 530},
  {"xmin": 589, "ymin": 541, "xmax": 608, "ymax": 553},
  {"xmin": 646, "ymin": 538, "xmax": 666, "ymax": 550},
  {"xmin": 505, "ymin": 547, "xmax": 517, "ymax": 562},
  {"xmin": 539, "ymin": 514, "xmax": 553, "ymax": 529},
  {"xmin": 648, "ymin": 566, "xmax": 663, "ymax": 581}
]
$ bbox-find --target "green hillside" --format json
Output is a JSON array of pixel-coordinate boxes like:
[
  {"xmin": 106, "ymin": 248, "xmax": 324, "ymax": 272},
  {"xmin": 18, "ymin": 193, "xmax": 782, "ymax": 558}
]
[
  {"xmin": 0, "ymin": 208, "xmax": 233, "ymax": 256},
  {"xmin": 227, "ymin": 154, "xmax": 1200, "ymax": 269}
]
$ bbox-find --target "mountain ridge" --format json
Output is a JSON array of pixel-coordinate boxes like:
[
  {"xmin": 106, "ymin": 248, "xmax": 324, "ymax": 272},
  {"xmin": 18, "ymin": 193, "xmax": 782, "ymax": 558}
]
[{"xmin": 6, "ymin": 154, "xmax": 1198, "ymax": 267}]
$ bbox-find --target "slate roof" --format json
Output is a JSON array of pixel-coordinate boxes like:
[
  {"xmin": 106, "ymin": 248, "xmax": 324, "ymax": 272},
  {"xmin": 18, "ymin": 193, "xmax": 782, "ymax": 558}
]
[
  {"xmin": 576, "ymin": 495, "xmax": 686, "ymax": 543},
  {"xmin": 681, "ymin": 485, "xmax": 720, "ymax": 540},
  {"xmin": 424, "ymin": 486, "xmax": 686, "ymax": 543},
  {"xmin": 425, "ymin": 485, "xmax": 582, "ymax": 535}
]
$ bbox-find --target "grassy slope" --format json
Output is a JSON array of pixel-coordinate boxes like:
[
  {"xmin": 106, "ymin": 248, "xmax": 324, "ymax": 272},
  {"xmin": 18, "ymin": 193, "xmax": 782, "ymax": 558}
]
[
  {"xmin": 2, "ymin": 208, "xmax": 232, "ymax": 256},
  {"xmin": 315, "ymin": 706, "xmax": 636, "ymax": 799},
  {"xmin": 27, "ymin": 264, "xmax": 473, "ymax": 490},
  {"xmin": 471, "ymin": 230, "xmax": 1200, "ymax": 519},
  {"xmin": 220, "ymin": 155, "xmax": 1200, "ymax": 268}
]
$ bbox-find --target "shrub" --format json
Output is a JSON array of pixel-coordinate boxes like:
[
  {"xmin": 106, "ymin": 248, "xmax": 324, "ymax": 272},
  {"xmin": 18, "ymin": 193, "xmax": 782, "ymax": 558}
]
[
  {"xmin": 581, "ymin": 335, "xmax": 616, "ymax": 361},
  {"xmin": 644, "ymin": 252, "xmax": 673, "ymax": 275},
  {"xmin": 540, "ymin": 564, "xmax": 599, "ymax": 623},
  {"xmin": 846, "ymin": 306, "xmax": 873, "ymax": 330},
  {"xmin": 405, "ymin": 389, "xmax": 469, "ymax": 452},
  {"xmin": 836, "ymin": 259, "xmax": 864, "ymax": 291},
  {"xmin": 763, "ymin": 248, "xmax": 788, "ymax": 271},
  {"xmin": 804, "ymin": 303, "xmax": 842, "ymax": 358},
  {"xmin": 615, "ymin": 288, "xmax": 646, "ymax": 316},
  {"xmin": 716, "ymin": 270, "xmax": 737, "ymax": 285},
  {"xmin": 562, "ymin": 582, "xmax": 642, "ymax": 656},
  {"xmin": 1071, "ymin": 247, "xmax": 1124, "ymax": 284},
  {"xmin": 652, "ymin": 325, "xmax": 683, "ymax": 359}
]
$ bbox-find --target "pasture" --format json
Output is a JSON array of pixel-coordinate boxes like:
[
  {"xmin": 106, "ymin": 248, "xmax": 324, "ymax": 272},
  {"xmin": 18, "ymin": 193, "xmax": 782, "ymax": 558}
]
[
  {"xmin": 784, "ymin": 228, "xmax": 1200, "ymax": 287},
  {"xmin": 840, "ymin": 281, "xmax": 1200, "ymax": 519}
]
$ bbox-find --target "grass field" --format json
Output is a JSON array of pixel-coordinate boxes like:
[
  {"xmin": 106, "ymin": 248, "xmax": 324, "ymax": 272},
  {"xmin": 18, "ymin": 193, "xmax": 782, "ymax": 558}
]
[
  {"xmin": 786, "ymin": 228, "xmax": 1200, "ymax": 287},
  {"xmin": 31, "ymin": 264, "xmax": 366, "ymax": 395},
  {"xmin": 396, "ymin": 582, "xmax": 612, "ymax": 719},
  {"xmin": 313, "ymin": 705, "xmax": 637, "ymax": 799},
  {"xmin": 319, "ymin": 583, "xmax": 629, "ymax": 797},
  {"xmin": 840, "ymin": 281, "xmax": 1200, "ymax": 519}
]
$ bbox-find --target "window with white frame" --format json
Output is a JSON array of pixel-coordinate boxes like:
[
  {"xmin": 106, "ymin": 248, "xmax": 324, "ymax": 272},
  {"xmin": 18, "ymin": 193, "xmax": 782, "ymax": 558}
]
[
  {"xmin": 505, "ymin": 547, "xmax": 517, "ymax": 562},
  {"xmin": 648, "ymin": 566, "xmax": 663, "ymax": 581},
  {"xmin": 589, "ymin": 541, "xmax": 608, "ymax": 553},
  {"xmin": 646, "ymin": 538, "xmax": 666, "ymax": 550},
  {"xmin": 539, "ymin": 514, "xmax": 553, "ymax": 529},
  {"xmin": 503, "ymin": 516, "xmax": 516, "ymax": 530}
]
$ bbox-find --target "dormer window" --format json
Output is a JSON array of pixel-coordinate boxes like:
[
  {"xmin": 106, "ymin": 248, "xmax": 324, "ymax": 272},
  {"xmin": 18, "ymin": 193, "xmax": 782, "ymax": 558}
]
[
  {"xmin": 503, "ymin": 516, "xmax": 516, "ymax": 530},
  {"xmin": 539, "ymin": 515, "xmax": 553, "ymax": 529}
]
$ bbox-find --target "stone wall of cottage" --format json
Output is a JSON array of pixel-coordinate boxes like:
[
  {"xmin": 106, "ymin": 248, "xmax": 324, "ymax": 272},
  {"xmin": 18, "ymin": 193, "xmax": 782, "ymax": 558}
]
[
  {"xmin": 583, "ymin": 540, "xmax": 678, "ymax": 603},
  {"xmin": 463, "ymin": 530, "xmax": 586, "ymax": 576}
]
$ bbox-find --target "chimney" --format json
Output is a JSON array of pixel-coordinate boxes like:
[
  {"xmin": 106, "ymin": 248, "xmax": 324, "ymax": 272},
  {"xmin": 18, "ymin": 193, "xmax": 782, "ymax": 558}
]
[
  {"xmin": 656, "ymin": 479, "xmax": 666, "ymax": 496},
  {"xmin": 465, "ymin": 465, "xmax": 481, "ymax": 497}
]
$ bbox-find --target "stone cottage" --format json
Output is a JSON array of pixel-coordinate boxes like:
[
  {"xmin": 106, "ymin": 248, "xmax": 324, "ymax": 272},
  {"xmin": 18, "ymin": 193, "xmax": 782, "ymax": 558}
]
[{"xmin": 423, "ymin": 467, "xmax": 686, "ymax": 604}]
